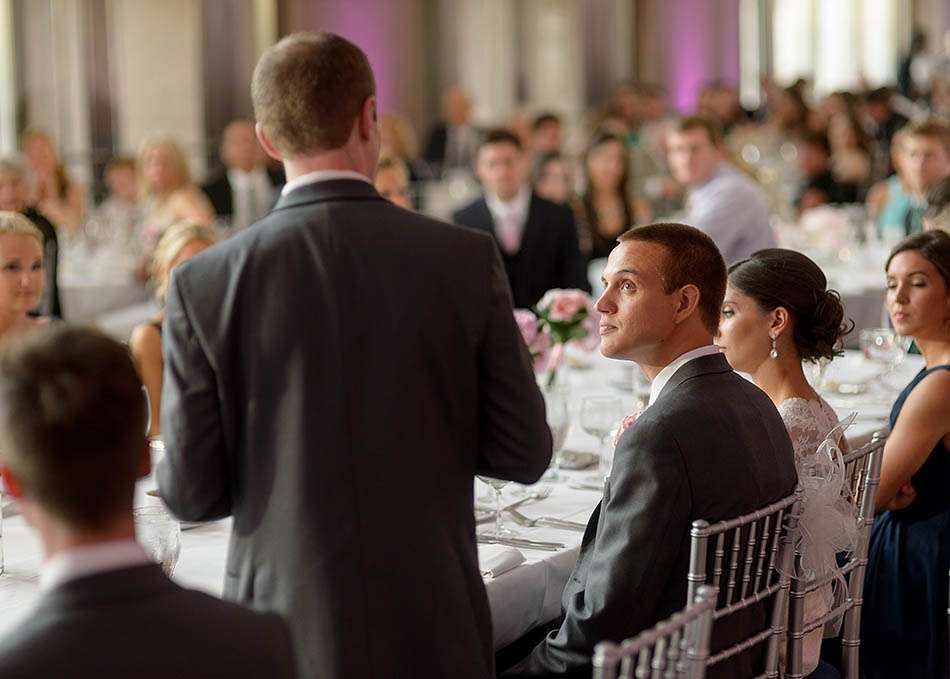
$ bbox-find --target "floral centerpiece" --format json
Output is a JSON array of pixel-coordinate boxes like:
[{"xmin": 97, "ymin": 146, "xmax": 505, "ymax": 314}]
[{"xmin": 515, "ymin": 288, "xmax": 598, "ymax": 388}]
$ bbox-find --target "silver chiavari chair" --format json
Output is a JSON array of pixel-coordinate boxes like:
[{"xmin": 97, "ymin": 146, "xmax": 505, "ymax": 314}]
[
  {"xmin": 785, "ymin": 432, "xmax": 887, "ymax": 679},
  {"xmin": 592, "ymin": 586, "xmax": 717, "ymax": 679},
  {"xmin": 686, "ymin": 484, "xmax": 804, "ymax": 679}
]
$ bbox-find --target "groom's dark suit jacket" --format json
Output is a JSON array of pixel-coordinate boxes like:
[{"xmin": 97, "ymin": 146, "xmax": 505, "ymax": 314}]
[
  {"xmin": 506, "ymin": 352, "xmax": 797, "ymax": 678},
  {"xmin": 0, "ymin": 564, "xmax": 296, "ymax": 678},
  {"xmin": 157, "ymin": 179, "xmax": 552, "ymax": 679}
]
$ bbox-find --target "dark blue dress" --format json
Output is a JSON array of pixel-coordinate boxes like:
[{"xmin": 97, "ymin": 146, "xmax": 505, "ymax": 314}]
[{"xmin": 862, "ymin": 365, "xmax": 950, "ymax": 678}]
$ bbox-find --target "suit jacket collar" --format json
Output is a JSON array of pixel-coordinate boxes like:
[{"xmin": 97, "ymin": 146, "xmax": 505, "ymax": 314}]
[
  {"xmin": 655, "ymin": 352, "xmax": 733, "ymax": 404},
  {"xmin": 33, "ymin": 564, "xmax": 177, "ymax": 614},
  {"xmin": 271, "ymin": 178, "xmax": 385, "ymax": 213}
]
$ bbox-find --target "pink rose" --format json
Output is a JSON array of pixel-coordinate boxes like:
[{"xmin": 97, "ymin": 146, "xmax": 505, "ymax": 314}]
[
  {"xmin": 612, "ymin": 412, "xmax": 639, "ymax": 447},
  {"xmin": 576, "ymin": 304, "xmax": 601, "ymax": 351},
  {"xmin": 514, "ymin": 309, "xmax": 540, "ymax": 345},
  {"xmin": 514, "ymin": 309, "xmax": 551, "ymax": 373},
  {"xmin": 538, "ymin": 289, "xmax": 591, "ymax": 322}
]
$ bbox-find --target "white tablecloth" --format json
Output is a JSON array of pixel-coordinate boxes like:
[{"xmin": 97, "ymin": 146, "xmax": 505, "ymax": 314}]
[{"xmin": 0, "ymin": 351, "xmax": 921, "ymax": 649}]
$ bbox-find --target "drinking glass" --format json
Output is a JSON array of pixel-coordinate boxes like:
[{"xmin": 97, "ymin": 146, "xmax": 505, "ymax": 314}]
[
  {"xmin": 134, "ymin": 506, "xmax": 181, "ymax": 576},
  {"xmin": 860, "ymin": 328, "xmax": 912, "ymax": 387},
  {"xmin": 581, "ymin": 396, "xmax": 623, "ymax": 482},
  {"xmin": 542, "ymin": 386, "xmax": 570, "ymax": 482},
  {"xmin": 476, "ymin": 476, "xmax": 517, "ymax": 538}
]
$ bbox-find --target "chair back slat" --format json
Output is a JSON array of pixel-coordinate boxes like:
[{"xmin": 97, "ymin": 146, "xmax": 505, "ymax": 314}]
[
  {"xmin": 686, "ymin": 486, "xmax": 803, "ymax": 678},
  {"xmin": 785, "ymin": 433, "xmax": 886, "ymax": 679},
  {"xmin": 593, "ymin": 586, "xmax": 717, "ymax": 679}
]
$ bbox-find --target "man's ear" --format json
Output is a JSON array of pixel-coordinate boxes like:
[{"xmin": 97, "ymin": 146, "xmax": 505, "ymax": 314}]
[
  {"xmin": 673, "ymin": 284, "xmax": 701, "ymax": 324},
  {"xmin": 255, "ymin": 123, "xmax": 284, "ymax": 162},
  {"xmin": 0, "ymin": 464, "xmax": 24, "ymax": 499},
  {"xmin": 358, "ymin": 95, "xmax": 378, "ymax": 141}
]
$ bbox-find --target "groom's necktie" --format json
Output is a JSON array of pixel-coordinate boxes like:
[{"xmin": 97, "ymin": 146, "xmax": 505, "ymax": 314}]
[{"xmin": 496, "ymin": 211, "xmax": 522, "ymax": 255}]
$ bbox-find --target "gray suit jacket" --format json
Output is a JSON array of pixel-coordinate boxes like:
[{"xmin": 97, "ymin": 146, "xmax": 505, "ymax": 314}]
[
  {"xmin": 506, "ymin": 353, "xmax": 796, "ymax": 678},
  {"xmin": 157, "ymin": 179, "xmax": 552, "ymax": 679},
  {"xmin": 0, "ymin": 564, "xmax": 295, "ymax": 678}
]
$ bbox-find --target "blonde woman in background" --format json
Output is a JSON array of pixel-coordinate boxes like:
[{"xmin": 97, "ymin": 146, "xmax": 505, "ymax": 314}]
[
  {"xmin": 20, "ymin": 129, "xmax": 85, "ymax": 234},
  {"xmin": 130, "ymin": 221, "xmax": 217, "ymax": 436},
  {"xmin": 138, "ymin": 140, "xmax": 214, "ymax": 255},
  {"xmin": 0, "ymin": 212, "xmax": 49, "ymax": 339}
]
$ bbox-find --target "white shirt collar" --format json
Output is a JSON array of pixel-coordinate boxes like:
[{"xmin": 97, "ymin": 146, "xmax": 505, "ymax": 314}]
[
  {"xmin": 485, "ymin": 186, "xmax": 531, "ymax": 223},
  {"xmin": 227, "ymin": 167, "xmax": 267, "ymax": 190},
  {"xmin": 281, "ymin": 169, "xmax": 371, "ymax": 197},
  {"xmin": 40, "ymin": 540, "xmax": 151, "ymax": 591},
  {"xmin": 647, "ymin": 344, "xmax": 722, "ymax": 406}
]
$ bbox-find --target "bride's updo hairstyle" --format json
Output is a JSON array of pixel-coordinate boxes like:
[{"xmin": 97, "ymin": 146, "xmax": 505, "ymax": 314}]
[{"xmin": 728, "ymin": 248, "xmax": 853, "ymax": 362}]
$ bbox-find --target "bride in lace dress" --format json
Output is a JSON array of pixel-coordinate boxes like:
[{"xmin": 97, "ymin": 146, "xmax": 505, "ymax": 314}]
[{"xmin": 717, "ymin": 248, "xmax": 854, "ymax": 676}]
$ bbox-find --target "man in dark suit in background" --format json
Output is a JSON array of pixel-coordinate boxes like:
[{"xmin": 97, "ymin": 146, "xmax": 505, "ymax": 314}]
[
  {"xmin": 454, "ymin": 129, "xmax": 589, "ymax": 309},
  {"xmin": 201, "ymin": 119, "xmax": 283, "ymax": 231},
  {"xmin": 0, "ymin": 326, "xmax": 295, "ymax": 679},
  {"xmin": 504, "ymin": 224, "xmax": 796, "ymax": 678},
  {"xmin": 424, "ymin": 85, "xmax": 480, "ymax": 177},
  {"xmin": 157, "ymin": 32, "xmax": 551, "ymax": 679}
]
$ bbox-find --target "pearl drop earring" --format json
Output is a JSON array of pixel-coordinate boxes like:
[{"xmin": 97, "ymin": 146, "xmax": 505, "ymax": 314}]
[{"xmin": 770, "ymin": 335, "xmax": 779, "ymax": 359}]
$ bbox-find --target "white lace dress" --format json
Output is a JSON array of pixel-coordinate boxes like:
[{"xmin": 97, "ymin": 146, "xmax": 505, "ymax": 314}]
[{"xmin": 776, "ymin": 396, "xmax": 843, "ymax": 675}]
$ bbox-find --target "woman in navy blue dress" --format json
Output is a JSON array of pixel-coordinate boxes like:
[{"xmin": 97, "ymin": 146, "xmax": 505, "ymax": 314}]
[{"xmin": 863, "ymin": 230, "xmax": 950, "ymax": 678}]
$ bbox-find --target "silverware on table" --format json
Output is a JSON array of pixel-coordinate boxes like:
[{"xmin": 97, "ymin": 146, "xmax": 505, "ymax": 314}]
[
  {"xmin": 506, "ymin": 506, "xmax": 586, "ymax": 531},
  {"xmin": 476, "ymin": 534, "xmax": 565, "ymax": 551}
]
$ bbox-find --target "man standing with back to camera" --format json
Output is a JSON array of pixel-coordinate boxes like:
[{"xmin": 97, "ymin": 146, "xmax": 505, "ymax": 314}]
[{"xmin": 157, "ymin": 32, "xmax": 552, "ymax": 679}]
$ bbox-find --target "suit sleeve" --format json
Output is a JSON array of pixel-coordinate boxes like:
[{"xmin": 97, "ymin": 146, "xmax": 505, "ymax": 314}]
[
  {"xmin": 508, "ymin": 416, "xmax": 691, "ymax": 676},
  {"xmin": 558, "ymin": 206, "xmax": 591, "ymax": 292},
  {"xmin": 156, "ymin": 268, "xmax": 232, "ymax": 521},
  {"xmin": 476, "ymin": 241, "xmax": 552, "ymax": 484}
]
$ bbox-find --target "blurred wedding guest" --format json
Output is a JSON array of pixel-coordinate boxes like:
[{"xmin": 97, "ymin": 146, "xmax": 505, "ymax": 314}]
[
  {"xmin": 0, "ymin": 157, "xmax": 60, "ymax": 317},
  {"xmin": 424, "ymin": 85, "xmax": 480, "ymax": 176},
  {"xmin": 717, "ymin": 249, "xmax": 853, "ymax": 675},
  {"xmin": 575, "ymin": 132, "xmax": 651, "ymax": 260},
  {"xmin": 767, "ymin": 86, "xmax": 810, "ymax": 140},
  {"xmin": 503, "ymin": 224, "xmax": 796, "ymax": 678},
  {"xmin": 379, "ymin": 112, "xmax": 431, "ymax": 183},
  {"xmin": 863, "ymin": 87, "xmax": 908, "ymax": 176},
  {"xmin": 828, "ymin": 111, "xmax": 872, "ymax": 199},
  {"xmin": 373, "ymin": 156, "xmax": 412, "ymax": 209},
  {"xmin": 867, "ymin": 129, "xmax": 915, "ymax": 235},
  {"xmin": 130, "ymin": 221, "xmax": 217, "ymax": 437},
  {"xmin": 202, "ymin": 120, "xmax": 282, "ymax": 232},
  {"xmin": 454, "ymin": 129, "xmax": 589, "ymax": 307},
  {"xmin": 901, "ymin": 118, "xmax": 950, "ymax": 235},
  {"xmin": 138, "ymin": 139, "xmax": 214, "ymax": 273},
  {"xmin": 698, "ymin": 80, "xmax": 752, "ymax": 135},
  {"xmin": 93, "ymin": 157, "xmax": 144, "ymax": 251},
  {"xmin": 157, "ymin": 33, "xmax": 551, "ymax": 679},
  {"xmin": 529, "ymin": 112, "xmax": 563, "ymax": 155},
  {"xmin": 862, "ymin": 230, "xmax": 950, "ymax": 678},
  {"xmin": 796, "ymin": 132, "xmax": 857, "ymax": 211},
  {"xmin": 0, "ymin": 325, "xmax": 296, "ymax": 679},
  {"xmin": 532, "ymin": 151, "xmax": 574, "ymax": 206},
  {"xmin": 0, "ymin": 212, "xmax": 49, "ymax": 339},
  {"xmin": 508, "ymin": 109, "xmax": 534, "ymax": 150},
  {"xmin": 19, "ymin": 129, "xmax": 85, "ymax": 235},
  {"xmin": 667, "ymin": 115, "xmax": 775, "ymax": 265},
  {"xmin": 923, "ymin": 176, "xmax": 950, "ymax": 232}
]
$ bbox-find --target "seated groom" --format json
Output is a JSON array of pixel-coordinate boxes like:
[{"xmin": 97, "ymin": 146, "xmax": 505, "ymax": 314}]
[
  {"xmin": 454, "ymin": 128, "xmax": 589, "ymax": 308},
  {"xmin": 504, "ymin": 223, "xmax": 796, "ymax": 678},
  {"xmin": 0, "ymin": 326, "xmax": 296, "ymax": 679}
]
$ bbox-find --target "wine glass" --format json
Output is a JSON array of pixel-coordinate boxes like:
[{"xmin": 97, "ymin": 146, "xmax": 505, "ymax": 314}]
[
  {"xmin": 860, "ymin": 328, "xmax": 912, "ymax": 389},
  {"xmin": 581, "ymin": 396, "xmax": 623, "ymax": 482},
  {"xmin": 134, "ymin": 506, "xmax": 181, "ymax": 576},
  {"xmin": 542, "ymin": 386, "xmax": 570, "ymax": 482},
  {"xmin": 476, "ymin": 476, "xmax": 517, "ymax": 539}
]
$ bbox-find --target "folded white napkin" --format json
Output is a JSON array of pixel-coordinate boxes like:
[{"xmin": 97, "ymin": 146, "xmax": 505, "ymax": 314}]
[{"xmin": 478, "ymin": 545, "xmax": 525, "ymax": 579}]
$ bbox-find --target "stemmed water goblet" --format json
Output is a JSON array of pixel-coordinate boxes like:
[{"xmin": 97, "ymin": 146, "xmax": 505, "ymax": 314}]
[
  {"xmin": 860, "ymin": 328, "xmax": 912, "ymax": 392},
  {"xmin": 542, "ymin": 386, "xmax": 570, "ymax": 482},
  {"xmin": 476, "ymin": 476, "xmax": 517, "ymax": 539},
  {"xmin": 580, "ymin": 396, "xmax": 623, "ymax": 483}
]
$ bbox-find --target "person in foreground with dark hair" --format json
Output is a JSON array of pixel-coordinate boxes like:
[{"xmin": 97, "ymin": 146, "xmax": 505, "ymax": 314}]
[
  {"xmin": 503, "ymin": 223, "xmax": 796, "ymax": 678},
  {"xmin": 862, "ymin": 230, "xmax": 950, "ymax": 678},
  {"xmin": 0, "ymin": 325, "xmax": 296, "ymax": 679},
  {"xmin": 453, "ymin": 128, "xmax": 589, "ymax": 308},
  {"xmin": 717, "ymin": 248, "xmax": 855, "ymax": 676},
  {"xmin": 158, "ymin": 32, "xmax": 550, "ymax": 679}
]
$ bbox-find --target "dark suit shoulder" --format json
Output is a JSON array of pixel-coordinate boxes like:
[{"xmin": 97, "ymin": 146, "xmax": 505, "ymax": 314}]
[{"xmin": 452, "ymin": 197, "xmax": 490, "ymax": 228}]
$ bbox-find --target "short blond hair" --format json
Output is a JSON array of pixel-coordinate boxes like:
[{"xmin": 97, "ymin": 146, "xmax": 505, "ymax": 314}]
[
  {"xmin": 138, "ymin": 138, "xmax": 192, "ymax": 195},
  {"xmin": 150, "ymin": 220, "xmax": 217, "ymax": 304},
  {"xmin": 0, "ymin": 211, "xmax": 44, "ymax": 245}
]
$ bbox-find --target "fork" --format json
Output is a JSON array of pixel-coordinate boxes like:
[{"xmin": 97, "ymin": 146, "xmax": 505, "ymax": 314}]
[{"xmin": 506, "ymin": 506, "xmax": 586, "ymax": 531}]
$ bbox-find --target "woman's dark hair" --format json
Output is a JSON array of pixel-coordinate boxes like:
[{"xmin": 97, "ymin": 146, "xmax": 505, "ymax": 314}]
[
  {"xmin": 581, "ymin": 131, "xmax": 632, "ymax": 231},
  {"xmin": 728, "ymin": 249, "xmax": 853, "ymax": 362},
  {"xmin": 886, "ymin": 230, "xmax": 950, "ymax": 289}
]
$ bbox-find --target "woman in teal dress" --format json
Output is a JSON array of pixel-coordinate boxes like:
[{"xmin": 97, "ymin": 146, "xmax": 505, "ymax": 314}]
[{"xmin": 862, "ymin": 230, "xmax": 950, "ymax": 678}]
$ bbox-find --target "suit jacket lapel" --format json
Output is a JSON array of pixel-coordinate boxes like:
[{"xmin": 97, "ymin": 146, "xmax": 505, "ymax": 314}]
[
  {"xmin": 656, "ymin": 352, "xmax": 733, "ymax": 403},
  {"xmin": 516, "ymin": 194, "xmax": 543, "ymax": 288}
]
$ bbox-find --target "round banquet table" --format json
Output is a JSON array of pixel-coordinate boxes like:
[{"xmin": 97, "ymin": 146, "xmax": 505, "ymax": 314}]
[{"xmin": 0, "ymin": 350, "xmax": 922, "ymax": 649}]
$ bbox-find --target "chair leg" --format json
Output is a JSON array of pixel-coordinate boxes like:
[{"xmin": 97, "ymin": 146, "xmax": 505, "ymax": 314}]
[{"xmin": 840, "ymin": 603, "xmax": 860, "ymax": 679}]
